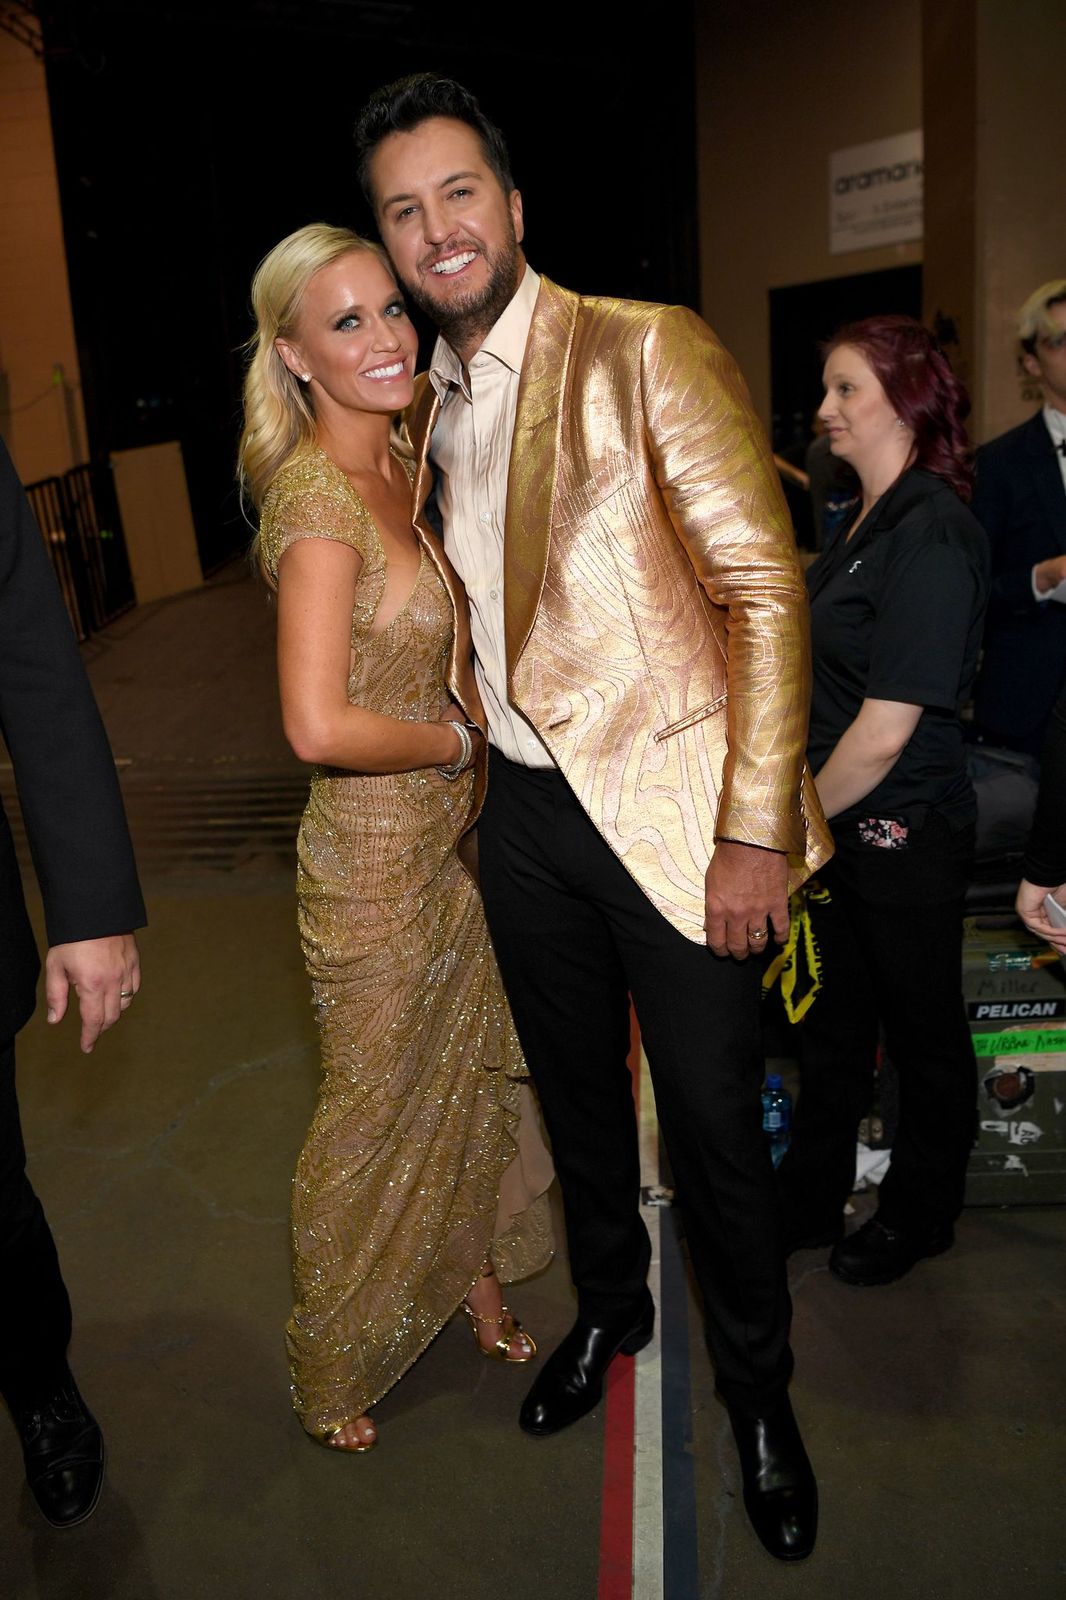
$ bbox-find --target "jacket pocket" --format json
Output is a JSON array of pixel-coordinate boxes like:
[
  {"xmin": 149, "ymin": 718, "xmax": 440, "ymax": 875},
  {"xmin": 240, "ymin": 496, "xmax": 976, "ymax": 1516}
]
[{"xmin": 653, "ymin": 693, "xmax": 728, "ymax": 743}]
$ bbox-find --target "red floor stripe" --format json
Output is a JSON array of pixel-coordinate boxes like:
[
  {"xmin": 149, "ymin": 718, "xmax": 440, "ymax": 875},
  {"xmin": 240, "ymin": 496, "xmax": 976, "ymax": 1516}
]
[{"xmin": 597, "ymin": 1006, "xmax": 644, "ymax": 1600}]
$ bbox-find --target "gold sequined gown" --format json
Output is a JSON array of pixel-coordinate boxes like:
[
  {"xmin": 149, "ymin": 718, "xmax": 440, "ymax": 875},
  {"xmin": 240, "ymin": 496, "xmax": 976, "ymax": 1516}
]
[{"xmin": 259, "ymin": 449, "xmax": 552, "ymax": 1439}]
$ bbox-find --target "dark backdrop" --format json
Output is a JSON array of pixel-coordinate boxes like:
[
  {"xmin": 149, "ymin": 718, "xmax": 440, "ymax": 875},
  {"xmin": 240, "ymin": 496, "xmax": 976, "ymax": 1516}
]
[
  {"xmin": 40, "ymin": 0, "xmax": 698, "ymax": 570},
  {"xmin": 769, "ymin": 265, "xmax": 924, "ymax": 456}
]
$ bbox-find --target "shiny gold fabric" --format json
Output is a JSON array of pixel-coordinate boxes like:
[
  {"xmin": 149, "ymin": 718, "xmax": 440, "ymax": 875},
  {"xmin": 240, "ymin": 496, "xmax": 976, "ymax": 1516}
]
[
  {"xmin": 409, "ymin": 277, "xmax": 833, "ymax": 941},
  {"xmin": 259, "ymin": 450, "xmax": 552, "ymax": 1438}
]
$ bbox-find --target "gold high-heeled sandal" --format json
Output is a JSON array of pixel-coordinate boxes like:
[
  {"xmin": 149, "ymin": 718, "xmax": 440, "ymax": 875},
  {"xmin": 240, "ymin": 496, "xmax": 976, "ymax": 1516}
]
[
  {"xmin": 323, "ymin": 1417, "xmax": 377, "ymax": 1452},
  {"xmin": 462, "ymin": 1264, "xmax": 537, "ymax": 1363}
]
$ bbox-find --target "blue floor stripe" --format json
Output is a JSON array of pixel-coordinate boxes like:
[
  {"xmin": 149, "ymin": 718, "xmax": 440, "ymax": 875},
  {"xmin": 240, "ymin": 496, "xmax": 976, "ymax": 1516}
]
[{"xmin": 658, "ymin": 1135, "xmax": 700, "ymax": 1599}]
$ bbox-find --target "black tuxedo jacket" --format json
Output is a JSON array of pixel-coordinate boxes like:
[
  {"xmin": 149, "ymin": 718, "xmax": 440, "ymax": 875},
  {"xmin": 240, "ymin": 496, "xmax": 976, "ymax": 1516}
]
[
  {"xmin": 971, "ymin": 410, "xmax": 1066, "ymax": 753},
  {"xmin": 0, "ymin": 441, "xmax": 145, "ymax": 1040}
]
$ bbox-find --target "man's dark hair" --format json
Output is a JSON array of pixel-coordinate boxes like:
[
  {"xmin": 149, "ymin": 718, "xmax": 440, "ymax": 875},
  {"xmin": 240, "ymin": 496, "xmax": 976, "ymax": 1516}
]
[{"xmin": 354, "ymin": 73, "xmax": 515, "ymax": 210}]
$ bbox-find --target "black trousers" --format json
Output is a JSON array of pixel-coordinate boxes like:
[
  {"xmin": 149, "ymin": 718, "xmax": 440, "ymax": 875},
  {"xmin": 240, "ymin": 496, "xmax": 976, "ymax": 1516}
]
[
  {"xmin": 777, "ymin": 812, "xmax": 977, "ymax": 1236},
  {"xmin": 0, "ymin": 1034, "xmax": 72, "ymax": 1415},
  {"xmin": 477, "ymin": 752, "xmax": 792, "ymax": 1417}
]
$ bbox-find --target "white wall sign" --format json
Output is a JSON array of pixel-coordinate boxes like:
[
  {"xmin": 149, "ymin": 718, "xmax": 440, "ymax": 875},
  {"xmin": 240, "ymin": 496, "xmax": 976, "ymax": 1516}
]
[{"xmin": 829, "ymin": 130, "xmax": 923, "ymax": 255}]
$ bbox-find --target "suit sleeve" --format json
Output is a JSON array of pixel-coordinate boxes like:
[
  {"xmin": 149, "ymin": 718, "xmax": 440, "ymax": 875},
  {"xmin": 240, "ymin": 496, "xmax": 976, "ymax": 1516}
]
[
  {"xmin": 640, "ymin": 306, "xmax": 810, "ymax": 854},
  {"xmin": 0, "ymin": 443, "xmax": 146, "ymax": 945}
]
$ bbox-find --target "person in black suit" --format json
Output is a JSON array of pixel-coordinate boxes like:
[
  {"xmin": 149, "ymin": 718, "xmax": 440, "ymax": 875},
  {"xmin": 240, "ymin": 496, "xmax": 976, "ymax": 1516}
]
[
  {"xmin": 971, "ymin": 280, "xmax": 1066, "ymax": 759},
  {"xmin": 0, "ymin": 439, "xmax": 145, "ymax": 1527}
]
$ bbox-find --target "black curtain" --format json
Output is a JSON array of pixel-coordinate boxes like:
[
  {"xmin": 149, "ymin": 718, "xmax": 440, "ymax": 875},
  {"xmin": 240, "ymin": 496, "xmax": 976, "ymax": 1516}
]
[{"xmin": 41, "ymin": 0, "xmax": 699, "ymax": 572}]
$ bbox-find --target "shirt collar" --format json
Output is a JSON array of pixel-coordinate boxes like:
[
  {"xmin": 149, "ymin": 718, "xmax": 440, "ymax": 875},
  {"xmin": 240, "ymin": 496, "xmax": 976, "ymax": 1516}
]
[
  {"xmin": 427, "ymin": 264, "xmax": 540, "ymax": 402},
  {"xmin": 1043, "ymin": 404, "xmax": 1066, "ymax": 443}
]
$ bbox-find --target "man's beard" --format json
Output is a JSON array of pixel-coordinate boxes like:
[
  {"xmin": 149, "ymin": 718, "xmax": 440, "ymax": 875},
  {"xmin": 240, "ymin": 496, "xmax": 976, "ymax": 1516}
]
[{"xmin": 405, "ymin": 228, "xmax": 522, "ymax": 350}]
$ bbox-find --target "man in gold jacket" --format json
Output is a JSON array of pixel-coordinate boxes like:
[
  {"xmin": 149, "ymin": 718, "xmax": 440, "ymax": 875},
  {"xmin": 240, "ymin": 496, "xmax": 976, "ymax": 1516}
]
[{"xmin": 356, "ymin": 74, "xmax": 832, "ymax": 1563}]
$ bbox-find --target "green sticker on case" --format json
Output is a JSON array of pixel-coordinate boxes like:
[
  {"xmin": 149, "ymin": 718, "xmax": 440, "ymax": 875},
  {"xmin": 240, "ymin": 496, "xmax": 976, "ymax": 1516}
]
[{"xmin": 972, "ymin": 1028, "xmax": 1066, "ymax": 1057}]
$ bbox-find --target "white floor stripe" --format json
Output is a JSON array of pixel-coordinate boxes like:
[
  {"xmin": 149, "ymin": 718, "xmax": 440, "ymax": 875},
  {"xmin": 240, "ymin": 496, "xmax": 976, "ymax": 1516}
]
[{"xmin": 633, "ymin": 1049, "xmax": 665, "ymax": 1600}]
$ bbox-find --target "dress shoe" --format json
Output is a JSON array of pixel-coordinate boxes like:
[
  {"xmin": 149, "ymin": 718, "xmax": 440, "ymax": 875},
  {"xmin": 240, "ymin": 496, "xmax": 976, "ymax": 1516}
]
[
  {"xmin": 729, "ymin": 1396, "xmax": 817, "ymax": 1561},
  {"xmin": 13, "ymin": 1367, "xmax": 105, "ymax": 1528},
  {"xmin": 829, "ymin": 1216, "xmax": 954, "ymax": 1287},
  {"xmin": 519, "ymin": 1292, "xmax": 655, "ymax": 1437}
]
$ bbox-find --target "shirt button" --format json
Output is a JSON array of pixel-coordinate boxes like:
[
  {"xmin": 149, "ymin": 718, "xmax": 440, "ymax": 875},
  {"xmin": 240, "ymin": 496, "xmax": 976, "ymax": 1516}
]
[
  {"xmin": 480, "ymin": 512, "xmax": 492, "ymax": 524},
  {"xmin": 489, "ymin": 588, "xmax": 499, "ymax": 600}
]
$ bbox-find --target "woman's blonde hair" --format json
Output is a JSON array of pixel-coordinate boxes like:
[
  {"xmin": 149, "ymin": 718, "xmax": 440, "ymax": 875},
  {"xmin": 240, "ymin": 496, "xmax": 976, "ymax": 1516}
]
[{"xmin": 238, "ymin": 222, "xmax": 396, "ymax": 511}]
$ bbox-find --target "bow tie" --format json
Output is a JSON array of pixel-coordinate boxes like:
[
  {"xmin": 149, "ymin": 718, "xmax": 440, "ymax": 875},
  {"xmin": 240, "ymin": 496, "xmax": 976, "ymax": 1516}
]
[{"xmin": 1058, "ymin": 437, "xmax": 1066, "ymax": 459}]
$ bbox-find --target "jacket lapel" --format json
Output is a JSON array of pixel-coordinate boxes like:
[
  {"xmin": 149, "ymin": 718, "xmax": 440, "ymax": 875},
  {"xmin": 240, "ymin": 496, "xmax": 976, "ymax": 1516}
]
[
  {"xmin": 407, "ymin": 371, "xmax": 442, "ymax": 524},
  {"xmin": 1025, "ymin": 412, "xmax": 1066, "ymax": 551},
  {"xmin": 402, "ymin": 373, "xmax": 481, "ymax": 716},
  {"xmin": 503, "ymin": 277, "xmax": 579, "ymax": 676}
]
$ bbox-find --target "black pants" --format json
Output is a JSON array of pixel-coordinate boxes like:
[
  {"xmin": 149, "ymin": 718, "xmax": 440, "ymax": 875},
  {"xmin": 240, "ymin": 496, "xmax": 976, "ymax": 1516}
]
[
  {"xmin": 777, "ymin": 812, "xmax": 977, "ymax": 1236},
  {"xmin": 0, "ymin": 1034, "xmax": 72, "ymax": 1415},
  {"xmin": 477, "ymin": 752, "xmax": 792, "ymax": 1417}
]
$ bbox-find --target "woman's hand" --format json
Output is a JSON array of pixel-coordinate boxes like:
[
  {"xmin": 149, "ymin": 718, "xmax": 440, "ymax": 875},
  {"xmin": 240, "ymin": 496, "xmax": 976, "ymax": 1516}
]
[{"xmin": 441, "ymin": 704, "xmax": 484, "ymax": 772}]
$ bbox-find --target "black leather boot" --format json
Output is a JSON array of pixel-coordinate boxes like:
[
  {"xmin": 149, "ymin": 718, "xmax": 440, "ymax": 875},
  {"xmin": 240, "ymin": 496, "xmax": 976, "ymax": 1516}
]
[
  {"xmin": 519, "ymin": 1291, "xmax": 655, "ymax": 1437},
  {"xmin": 729, "ymin": 1395, "xmax": 817, "ymax": 1561}
]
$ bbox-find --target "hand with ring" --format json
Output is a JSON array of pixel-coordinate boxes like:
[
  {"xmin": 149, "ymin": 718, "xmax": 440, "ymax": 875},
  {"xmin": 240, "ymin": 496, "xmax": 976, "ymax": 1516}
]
[
  {"xmin": 44, "ymin": 933, "xmax": 142, "ymax": 1052},
  {"xmin": 703, "ymin": 840, "xmax": 789, "ymax": 960}
]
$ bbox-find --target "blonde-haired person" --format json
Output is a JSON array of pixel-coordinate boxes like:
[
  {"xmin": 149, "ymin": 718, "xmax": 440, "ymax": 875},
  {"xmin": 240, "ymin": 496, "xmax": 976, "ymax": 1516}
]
[
  {"xmin": 1017, "ymin": 278, "xmax": 1066, "ymax": 352},
  {"xmin": 239, "ymin": 224, "xmax": 551, "ymax": 1453},
  {"xmin": 969, "ymin": 278, "xmax": 1066, "ymax": 765}
]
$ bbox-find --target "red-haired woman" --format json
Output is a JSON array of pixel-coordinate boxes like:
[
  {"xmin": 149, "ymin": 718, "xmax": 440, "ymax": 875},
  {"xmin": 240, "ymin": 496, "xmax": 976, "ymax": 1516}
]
[{"xmin": 776, "ymin": 316, "xmax": 989, "ymax": 1285}]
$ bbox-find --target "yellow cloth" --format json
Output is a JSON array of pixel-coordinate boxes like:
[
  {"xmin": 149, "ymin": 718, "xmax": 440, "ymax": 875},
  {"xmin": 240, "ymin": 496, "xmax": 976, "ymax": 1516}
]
[{"xmin": 762, "ymin": 884, "xmax": 829, "ymax": 1023}]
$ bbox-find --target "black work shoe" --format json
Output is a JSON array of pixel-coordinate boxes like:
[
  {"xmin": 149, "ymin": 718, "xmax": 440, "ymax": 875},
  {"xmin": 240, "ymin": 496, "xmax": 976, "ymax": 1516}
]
[
  {"xmin": 14, "ymin": 1368, "xmax": 105, "ymax": 1528},
  {"xmin": 829, "ymin": 1216, "xmax": 954, "ymax": 1287},
  {"xmin": 519, "ymin": 1292, "xmax": 655, "ymax": 1437},
  {"xmin": 729, "ymin": 1396, "xmax": 818, "ymax": 1561}
]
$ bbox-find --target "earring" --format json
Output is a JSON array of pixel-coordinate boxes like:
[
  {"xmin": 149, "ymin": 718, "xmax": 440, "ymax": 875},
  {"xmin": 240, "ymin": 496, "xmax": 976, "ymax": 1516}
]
[
  {"xmin": 895, "ymin": 417, "xmax": 906, "ymax": 428},
  {"xmin": 300, "ymin": 372, "xmax": 312, "ymax": 384}
]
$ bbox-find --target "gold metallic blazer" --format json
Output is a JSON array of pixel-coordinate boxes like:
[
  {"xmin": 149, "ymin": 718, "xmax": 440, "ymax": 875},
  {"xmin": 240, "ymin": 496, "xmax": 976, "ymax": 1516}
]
[{"xmin": 408, "ymin": 276, "xmax": 832, "ymax": 941}]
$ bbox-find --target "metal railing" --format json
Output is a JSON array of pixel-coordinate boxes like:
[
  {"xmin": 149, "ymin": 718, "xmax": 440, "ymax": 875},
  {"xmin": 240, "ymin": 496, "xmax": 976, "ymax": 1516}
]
[{"xmin": 24, "ymin": 462, "xmax": 135, "ymax": 641}]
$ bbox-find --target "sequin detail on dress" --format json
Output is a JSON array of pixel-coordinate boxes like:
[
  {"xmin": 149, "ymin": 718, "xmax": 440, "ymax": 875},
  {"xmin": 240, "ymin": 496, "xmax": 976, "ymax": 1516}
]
[{"xmin": 260, "ymin": 449, "xmax": 552, "ymax": 1437}]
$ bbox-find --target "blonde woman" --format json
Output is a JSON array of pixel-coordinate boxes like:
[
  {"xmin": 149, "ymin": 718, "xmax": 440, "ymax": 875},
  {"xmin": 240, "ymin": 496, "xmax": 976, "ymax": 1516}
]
[{"xmin": 240, "ymin": 224, "xmax": 551, "ymax": 1452}]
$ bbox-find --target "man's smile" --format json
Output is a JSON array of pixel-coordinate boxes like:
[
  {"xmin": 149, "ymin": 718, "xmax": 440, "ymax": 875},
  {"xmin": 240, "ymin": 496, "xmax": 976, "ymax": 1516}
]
[{"xmin": 428, "ymin": 249, "xmax": 478, "ymax": 277}]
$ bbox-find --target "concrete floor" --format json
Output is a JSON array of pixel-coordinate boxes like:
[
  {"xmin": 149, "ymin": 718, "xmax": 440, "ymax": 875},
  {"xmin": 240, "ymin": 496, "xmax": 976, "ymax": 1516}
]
[{"xmin": 1, "ymin": 566, "xmax": 1064, "ymax": 1599}]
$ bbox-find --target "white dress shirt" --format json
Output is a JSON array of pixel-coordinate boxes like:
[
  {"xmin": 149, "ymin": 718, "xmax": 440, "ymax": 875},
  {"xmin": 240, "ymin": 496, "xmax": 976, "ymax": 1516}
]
[{"xmin": 428, "ymin": 265, "xmax": 555, "ymax": 766}]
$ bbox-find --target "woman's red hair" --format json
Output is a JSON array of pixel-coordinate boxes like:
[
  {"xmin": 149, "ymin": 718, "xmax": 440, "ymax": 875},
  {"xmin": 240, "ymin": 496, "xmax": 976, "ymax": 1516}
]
[{"xmin": 823, "ymin": 315, "xmax": 973, "ymax": 501}]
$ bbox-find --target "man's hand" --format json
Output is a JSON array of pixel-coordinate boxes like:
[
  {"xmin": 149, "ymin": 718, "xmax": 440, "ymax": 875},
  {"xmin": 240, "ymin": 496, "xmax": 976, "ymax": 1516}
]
[
  {"xmin": 45, "ymin": 934, "xmax": 141, "ymax": 1054},
  {"xmin": 704, "ymin": 840, "xmax": 789, "ymax": 960},
  {"xmin": 1034, "ymin": 554, "xmax": 1066, "ymax": 595},
  {"xmin": 1015, "ymin": 880, "xmax": 1066, "ymax": 956}
]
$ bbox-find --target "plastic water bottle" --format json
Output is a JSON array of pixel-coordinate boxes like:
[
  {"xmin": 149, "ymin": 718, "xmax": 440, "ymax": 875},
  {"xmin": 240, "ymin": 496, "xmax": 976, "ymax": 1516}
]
[{"xmin": 761, "ymin": 1073, "xmax": 792, "ymax": 1167}]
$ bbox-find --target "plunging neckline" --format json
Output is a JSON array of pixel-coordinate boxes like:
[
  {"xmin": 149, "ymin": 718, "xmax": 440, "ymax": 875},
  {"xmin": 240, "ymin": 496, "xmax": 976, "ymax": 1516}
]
[{"xmin": 314, "ymin": 445, "xmax": 424, "ymax": 637}]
